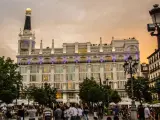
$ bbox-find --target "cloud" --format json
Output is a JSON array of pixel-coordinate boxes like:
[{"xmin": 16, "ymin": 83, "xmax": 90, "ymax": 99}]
[{"xmin": 0, "ymin": 0, "xmax": 159, "ymax": 62}]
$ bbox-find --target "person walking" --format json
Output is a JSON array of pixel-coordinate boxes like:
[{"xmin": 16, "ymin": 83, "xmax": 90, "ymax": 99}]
[
  {"xmin": 27, "ymin": 106, "xmax": 37, "ymax": 120},
  {"xmin": 63, "ymin": 106, "xmax": 70, "ymax": 120},
  {"xmin": 43, "ymin": 107, "xmax": 52, "ymax": 120},
  {"xmin": 77, "ymin": 105, "xmax": 83, "ymax": 120},
  {"xmin": 83, "ymin": 104, "xmax": 89, "ymax": 120},
  {"xmin": 69, "ymin": 103, "xmax": 78, "ymax": 120},
  {"xmin": 144, "ymin": 105, "xmax": 150, "ymax": 120},
  {"xmin": 54, "ymin": 104, "xmax": 62, "ymax": 120},
  {"xmin": 138, "ymin": 105, "xmax": 144, "ymax": 120},
  {"xmin": 17, "ymin": 105, "xmax": 25, "ymax": 120}
]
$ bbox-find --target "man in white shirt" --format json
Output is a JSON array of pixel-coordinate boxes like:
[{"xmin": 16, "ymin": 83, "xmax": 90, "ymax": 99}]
[
  {"xmin": 144, "ymin": 105, "xmax": 150, "ymax": 120},
  {"xmin": 69, "ymin": 104, "xmax": 78, "ymax": 120}
]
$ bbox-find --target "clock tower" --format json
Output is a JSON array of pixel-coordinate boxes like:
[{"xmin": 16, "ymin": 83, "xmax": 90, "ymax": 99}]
[{"xmin": 18, "ymin": 8, "xmax": 35, "ymax": 55}]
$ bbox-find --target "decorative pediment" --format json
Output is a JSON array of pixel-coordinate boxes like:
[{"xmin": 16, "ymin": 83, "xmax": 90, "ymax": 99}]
[{"xmin": 127, "ymin": 45, "xmax": 138, "ymax": 52}]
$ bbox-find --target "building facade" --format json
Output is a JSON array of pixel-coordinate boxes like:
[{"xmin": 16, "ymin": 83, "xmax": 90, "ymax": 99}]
[
  {"xmin": 140, "ymin": 63, "xmax": 149, "ymax": 79},
  {"xmin": 148, "ymin": 49, "xmax": 160, "ymax": 87},
  {"xmin": 16, "ymin": 8, "xmax": 140, "ymax": 103}
]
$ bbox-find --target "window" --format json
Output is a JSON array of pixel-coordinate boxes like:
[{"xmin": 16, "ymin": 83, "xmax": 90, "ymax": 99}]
[
  {"xmin": 79, "ymin": 73, "xmax": 87, "ymax": 81},
  {"xmin": 42, "ymin": 74, "xmax": 50, "ymax": 82},
  {"xmin": 54, "ymin": 83, "xmax": 62, "ymax": 89},
  {"xmin": 143, "ymin": 67, "xmax": 148, "ymax": 71},
  {"xmin": 91, "ymin": 65, "xmax": 100, "ymax": 72},
  {"xmin": 54, "ymin": 74, "xmax": 63, "ymax": 82},
  {"xmin": 30, "ymin": 65, "xmax": 39, "ymax": 73},
  {"xmin": 104, "ymin": 64, "xmax": 112, "ymax": 71},
  {"xmin": 91, "ymin": 73, "xmax": 100, "ymax": 80},
  {"xmin": 42, "ymin": 65, "xmax": 51, "ymax": 73},
  {"xmin": 56, "ymin": 92, "xmax": 63, "ymax": 99},
  {"xmin": 79, "ymin": 65, "xmax": 87, "ymax": 72},
  {"xmin": 66, "ymin": 66, "xmax": 75, "ymax": 73},
  {"xmin": 91, "ymin": 64, "xmax": 100, "ymax": 81},
  {"xmin": 22, "ymin": 75, "xmax": 27, "ymax": 82},
  {"xmin": 117, "ymin": 72, "xmax": 125, "ymax": 80},
  {"xmin": 20, "ymin": 67, "xmax": 27, "ymax": 74},
  {"xmin": 54, "ymin": 65, "xmax": 63, "ymax": 73},
  {"xmin": 68, "ymin": 93, "xmax": 75, "ymax": 99},
  {"xmin": 67, "ymin": 82, "xmax": 75, "ymax": 90},
  {"xmin": 66, "ymin": 65, "xmax": 75, "ymax": 81},
  {"xmin": 104, "ymin": 72, "xmax": 113, "ymax": 80},
  {"xmin": 30, "ymin": 75, "xmax": 36, "ymax": 82},
  {"xmin": 116, "ymin": 64, "xmax": 124, "ymax": 71},
  {"xmin": 54, "ymin": 65, "xmax": 63, "ymax": 82},
  {"xmin": 79, "ymin": 65, "xmax": 87, "ymax": 81},
  {"xmin": 66, "ymin": 74, "xmax": 75, "ymax": 81}
]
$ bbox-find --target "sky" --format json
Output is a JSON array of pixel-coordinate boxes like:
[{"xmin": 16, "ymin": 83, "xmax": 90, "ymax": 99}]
[{"xmin": 0, "ymin": 0, "xmax": 159, "ymax": 63}]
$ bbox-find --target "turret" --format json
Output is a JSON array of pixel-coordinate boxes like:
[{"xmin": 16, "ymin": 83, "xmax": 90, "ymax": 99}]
[
  {"xmin": 24, "ymin": 8, "xmax": 32, "ymax": 30},
  {"xmin": 18, "ymin": 8, "xmax": 36, "ymax": 55}
]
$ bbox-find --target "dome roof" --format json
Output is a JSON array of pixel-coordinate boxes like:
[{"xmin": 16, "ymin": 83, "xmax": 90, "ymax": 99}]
[{"xmin": 26, "ymin": 8, "xmax": 31, "ymax": 14}]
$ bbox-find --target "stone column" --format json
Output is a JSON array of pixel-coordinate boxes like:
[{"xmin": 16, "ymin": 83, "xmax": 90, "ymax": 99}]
[
  {"xmin": 39, "ymin": 65, "xmax": 42, "ymax": 85},
  {"xmin": 29, "ymin": 40, "xmax": 32, "ymax": 55},
  {"xmin": 27, "ymin": 65, "xmax": 31, "ymax": 85},
  {"xmin": 51, "ymin": 65, "xmax": 54, "ymax": 83},
  {"xmin": 100, "ymin": 63, "xmax": 104, "ymax": 82},
  {"xmin": 75, "ymin": 64, "xmax": 79, "ymax": 90},
  {"xmin": 87, "ymin": 63, "xmax": 91, "ymax": 79},
  {"xmin": 112, "ymin": 63, "xmax": 117, "ymax": 89},
  {"xmin": 63, "ymin": 65, "xmax": 67, "ymax": 103}
]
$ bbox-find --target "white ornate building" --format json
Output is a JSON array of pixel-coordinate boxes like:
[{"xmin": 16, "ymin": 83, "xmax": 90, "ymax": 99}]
[{"xmin": 17, "ymin": 8, "xmax": 140, "ymax": 103}]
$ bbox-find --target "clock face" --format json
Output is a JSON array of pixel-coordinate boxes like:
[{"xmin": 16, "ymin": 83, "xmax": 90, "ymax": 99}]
[{"xmin": 20, "ymin": 40, "xmax": 29, "ymax": 49}]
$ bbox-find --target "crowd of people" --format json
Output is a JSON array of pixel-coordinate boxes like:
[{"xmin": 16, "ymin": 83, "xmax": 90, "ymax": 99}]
[
  {"xmin": 0, "ymin": 102, "xmax": 160, "ymax": 120},
  {"xmin": 0, "ymin": 103, "xmax": 90, "ymax": 120}
]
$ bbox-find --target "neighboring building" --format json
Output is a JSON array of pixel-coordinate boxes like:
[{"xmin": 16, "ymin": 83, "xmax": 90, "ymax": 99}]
[
  {"xmin": 140, "ymin": 63, "xmax": 149, "ymax": 79},
  {"xmin": 17, "ymin": 8, "xmax": 140, "ymax": 103},
  {"xmin": 147, "ymin": 49, "xmax": 160, "ymax": 87},
  {"xmin": 147, "ymin": 49, "xmax": 160, "ymax": 100}
]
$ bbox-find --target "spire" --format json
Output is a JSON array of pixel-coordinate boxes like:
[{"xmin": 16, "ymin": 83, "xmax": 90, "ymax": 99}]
[
  {"xmin": 39, "ymin": 40, "xmax": 43, "ymax": 54},
  {"xmin": 100, "ymin": 37, "xmax": 103, "ymax": 52},
  {"xmin": 51, "ymin": 39, "xmax": 54, "ymax": 54},
  {"xmin": 24, "ymin": 8, "xmax": 32, "ymax": 30}
]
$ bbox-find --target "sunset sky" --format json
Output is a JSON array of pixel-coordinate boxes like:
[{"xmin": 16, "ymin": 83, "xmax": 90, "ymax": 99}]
[{"xmin": 0, "ymin": 0, "xmax": 159, "ymax": 63}]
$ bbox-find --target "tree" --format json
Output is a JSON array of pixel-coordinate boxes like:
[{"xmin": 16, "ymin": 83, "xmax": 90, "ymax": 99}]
[
  {"xmin": 79, "ymin": 77, "xmax": 101, "ymax": 103},
  {"xmin": 110, "ymin": 90, "xmax": 121, "ymax": 103},
  {"xmin": 29, "ymin": 83, "xmax": 57, "ymax": 107},
  {"xmin": 102, "ymin": 85, "xmax": 121, "ymax": 105},
  {"xmin": 0, "ymin": 56, "xmax": 22, "ymax": 104},
  {"xmin": 125, "ymin": 77, "xmax": 152, "ymax": 103},
  {"xmin": 79, "ymin": 77, "xmax": 121, "ymax": 105},
  {"xmin": 88, "ymin": 86, "xmax": 104, "ymax": 103}
]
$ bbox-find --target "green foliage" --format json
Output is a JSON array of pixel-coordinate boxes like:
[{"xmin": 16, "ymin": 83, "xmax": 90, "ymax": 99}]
[
  {"xmin": 29, "ymin": 83, "xmax": 57, "ymax": 107},
  {"xmin": 88, "ymin": 86, "xmax": 104, "ymax": 103},
  {"xmin": 79, "ymin": 77, "xmax": 121, "ymax": 104},
  {"xmin": 125, "ymin": 77, "xmax": 152, "ymax": 103},
  {"xmin": 0, "ymin": 56, "xmax": 22, "ymax": 104},
  {"xmin": 110, "ymin": 90, "xmax": 121, "ymax": 103},
  {"xmin": 79, "ymin": 77, "xmax": 99, "ymax": 102}
]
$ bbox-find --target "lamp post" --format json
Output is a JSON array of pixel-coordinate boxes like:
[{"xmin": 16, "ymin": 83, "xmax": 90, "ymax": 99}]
[
  {"xmin": 147, "ymin": 4, "xmax": 160, "ymax": 49},
  {"xmin": 123, "ymin": 56, "xmax": 139, "ymax": 120}
]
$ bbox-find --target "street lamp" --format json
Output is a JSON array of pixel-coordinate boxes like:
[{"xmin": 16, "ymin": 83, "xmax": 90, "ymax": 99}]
[
  {"xmin": 123, "ymin": 56, "xmax": 139, "ymax": 120},
  {"xmin": 147, "ymin": 4, "xmax": 160, "ymax": 49}
]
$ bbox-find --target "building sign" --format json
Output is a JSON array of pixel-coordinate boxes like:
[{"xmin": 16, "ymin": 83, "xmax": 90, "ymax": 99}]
[{"xmin": 78, "ymin": 48, "xmax": 87, "ymax": 54}]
